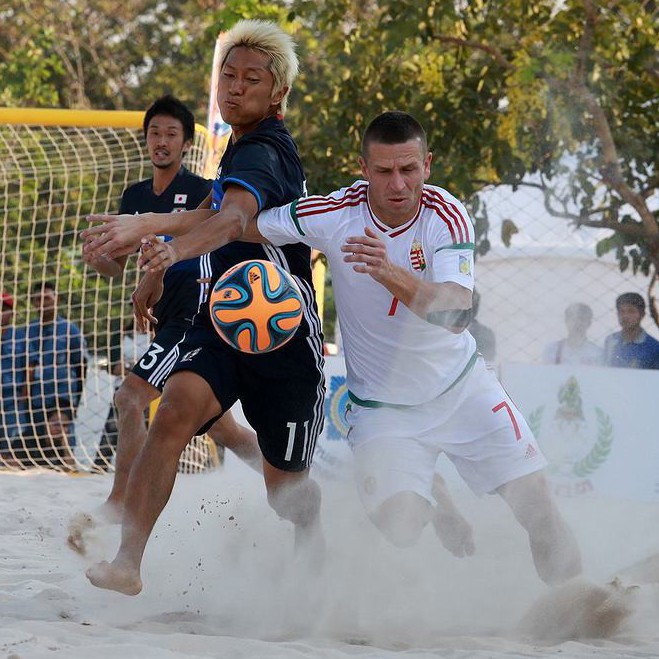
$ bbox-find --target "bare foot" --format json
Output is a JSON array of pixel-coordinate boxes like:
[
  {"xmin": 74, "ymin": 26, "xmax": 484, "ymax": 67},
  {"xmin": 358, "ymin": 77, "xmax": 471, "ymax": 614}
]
[
  {"xmin": 86, "ymin": 560, "xmax": 143, "ymax": 596},
  {"xmin": 432, "ymin": 509, "xmax": 475, "ymax": 558},
  {"xmin": 431, "ymin": 472, "xmax": 475, "ymax": 557}
]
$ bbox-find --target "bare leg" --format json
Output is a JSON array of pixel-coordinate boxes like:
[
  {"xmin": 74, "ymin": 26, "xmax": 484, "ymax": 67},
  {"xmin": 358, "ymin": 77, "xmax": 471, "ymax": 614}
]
[
  {"xmin": 101, "ymin": 373, "xmax": 161, "ymax": 522},
  {"xmin": 372, "ymin": 491, "xmax": 433, "ymax": 548},
  {"xmin": 262, "ymin": 461, "xmax": 324, "ymax": 561},
  {"xmin": 618, "ymin": 553, "xmax": 659, "ymax": 584},
  {"xmin": 431, "ymin": 472, "xmax": 475, "ymax": 557},
  {"xmin": 86, "ymin": 371, "xmax": 220, "ymax": 595},
  {"xmin": 497, "ymin": 471, "xmax": 582, "ymax": 585},
  {"xmin": 68, "ymin": 375, "xmax": 160, "ymax": 555},
  {"xmin": 206, "ymin": 411, "xmax": 262, "ymax": 472}
]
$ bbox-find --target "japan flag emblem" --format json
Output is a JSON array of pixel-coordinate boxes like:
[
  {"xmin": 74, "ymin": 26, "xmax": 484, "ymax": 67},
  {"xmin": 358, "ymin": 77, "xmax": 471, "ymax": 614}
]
[{"xmin": 174, "ymin": 194, "xmax": 187, "ymax": 204}]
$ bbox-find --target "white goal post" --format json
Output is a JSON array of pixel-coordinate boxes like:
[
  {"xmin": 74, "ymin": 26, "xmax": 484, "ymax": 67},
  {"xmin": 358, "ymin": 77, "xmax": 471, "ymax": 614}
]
[{"xmin": 0, "ymin": 107, "xmax": 219, "ymax": 474}]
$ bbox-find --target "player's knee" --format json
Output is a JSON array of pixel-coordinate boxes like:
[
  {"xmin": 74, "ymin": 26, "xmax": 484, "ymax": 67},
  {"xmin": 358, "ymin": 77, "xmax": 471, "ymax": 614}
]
[
  {"xmin": 374, "ymin": 515, "xmax": 425, "ymax": 548},
  {"xmin": 113, "ymin": 378, "xmax": 154, "ymax": 415},
  {"xmin": 148, "ymin": 399, "xmax": 197, "ymax": 447},
  {"xmin": 267, "ymin": 478, "xmax": 320, "ymax": 527},
  {"xmin": 372, "ymin": 493, "xmax": 429, "ymax": 548}
]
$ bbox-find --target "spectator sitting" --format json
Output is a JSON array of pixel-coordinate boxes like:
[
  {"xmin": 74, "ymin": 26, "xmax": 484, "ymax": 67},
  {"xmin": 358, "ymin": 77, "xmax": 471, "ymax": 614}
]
[
  {"xmin": 604, "ymin": 292, "xmax": 659, "ymax": 369},
  {"xmin": 468, "ymin": 289, "xmax": 496, "ymax": 365},
  {"xmin": 3, "ymin": 398, "xmax": 76, "ymax": 470},
  {"xmin": 542, "ymin": 302, "xmax": 604, "ymax": 366},
  {"xmin": 0, "ymin": 291, "xmax": 28, "ymax": 452},
  {"xmin": 26, "ymin": 281, "xmax": 88, "ymax": 447}
]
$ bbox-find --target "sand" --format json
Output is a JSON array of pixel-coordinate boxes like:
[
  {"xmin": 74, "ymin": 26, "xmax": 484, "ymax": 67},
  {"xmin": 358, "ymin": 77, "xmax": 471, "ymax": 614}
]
[{"xmin": 1, "ymin": 461, "xmax": 658, "ymax": 658}]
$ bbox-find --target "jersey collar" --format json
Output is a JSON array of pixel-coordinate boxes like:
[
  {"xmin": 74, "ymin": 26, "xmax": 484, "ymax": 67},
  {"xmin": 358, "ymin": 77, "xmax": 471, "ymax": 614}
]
[{"xmin": 366, "ymin": 190, "xmax": 421, "ymax": 238}]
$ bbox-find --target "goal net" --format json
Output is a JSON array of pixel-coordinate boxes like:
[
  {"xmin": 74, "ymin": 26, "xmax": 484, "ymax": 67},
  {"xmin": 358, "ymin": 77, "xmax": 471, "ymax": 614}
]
[{"xmin": 0, "ymin": 108, "xmax": 220, "ymax": 474}]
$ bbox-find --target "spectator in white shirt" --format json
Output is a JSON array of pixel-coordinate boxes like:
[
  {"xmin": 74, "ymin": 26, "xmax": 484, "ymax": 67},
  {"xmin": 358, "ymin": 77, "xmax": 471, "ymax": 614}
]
[{"xmin": 542, "ymin": 302, "xmax": 603, "ymax": 366}]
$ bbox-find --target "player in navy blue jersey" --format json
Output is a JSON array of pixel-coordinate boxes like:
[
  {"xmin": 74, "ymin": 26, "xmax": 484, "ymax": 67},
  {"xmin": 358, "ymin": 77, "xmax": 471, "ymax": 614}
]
[
  {"xmin": 83, "ymin": 20, "xmax": 325, "ymax": 595},
  {"xmin": 75, "ymin": 96, "xmax": 260, "ymax": 544}
]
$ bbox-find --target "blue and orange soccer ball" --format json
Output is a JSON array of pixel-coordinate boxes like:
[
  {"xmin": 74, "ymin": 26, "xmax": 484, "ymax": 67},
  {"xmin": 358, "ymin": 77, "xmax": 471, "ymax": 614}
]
[{"xmin": 209, "ymin": 259, "xmax": 303, "ymax": 354}]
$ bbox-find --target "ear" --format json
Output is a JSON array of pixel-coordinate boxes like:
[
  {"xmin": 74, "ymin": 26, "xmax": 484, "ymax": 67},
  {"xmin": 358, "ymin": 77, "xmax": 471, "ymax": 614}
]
[
  {"xmin": 358, "ymin": 155, "xmax": 368, "ymax": 180},
  {"xmin": 423, "ymin": 151, "xmax": 433, "ymax": 180},
  {"xmin": 182, "ymin": 138, "xmax": 193, "ymax": 155},
  {"xmin": 271, "ymin": 85, "xmax": 289, "ymax": 108}
]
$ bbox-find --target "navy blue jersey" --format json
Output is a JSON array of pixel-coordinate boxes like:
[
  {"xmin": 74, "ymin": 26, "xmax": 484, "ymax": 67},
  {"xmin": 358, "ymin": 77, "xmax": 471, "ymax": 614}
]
[
  {"xmin": 120, "ymin": 167, "xmax": 213, "ymax": 329},
  {"xmin": 198, "ymin": 117, "xmax": 321, "ymax": 353}
]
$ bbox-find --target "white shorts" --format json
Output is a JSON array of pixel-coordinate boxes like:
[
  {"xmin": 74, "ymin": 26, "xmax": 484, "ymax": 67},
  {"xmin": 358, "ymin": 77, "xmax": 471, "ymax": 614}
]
[{"xmin": 346, "ymin": 357, "xmax": 547, "ymax": 514}]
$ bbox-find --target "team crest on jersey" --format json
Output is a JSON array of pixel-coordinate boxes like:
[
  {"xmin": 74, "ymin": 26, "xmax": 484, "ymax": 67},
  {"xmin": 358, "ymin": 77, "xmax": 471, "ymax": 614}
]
[
  {"xmin": 410, "ymin": 240, "xmax": 426, "ymax": 271},
  {"xmin": 459, "ymin": 255, "xmax": 471, "ymax": 275}
]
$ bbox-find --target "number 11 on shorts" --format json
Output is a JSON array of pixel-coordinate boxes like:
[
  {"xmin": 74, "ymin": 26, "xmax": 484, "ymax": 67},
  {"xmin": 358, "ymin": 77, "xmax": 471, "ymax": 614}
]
[
  {"xmin": 492, "ymin": 400, "xmax": 521, "ymax": 440},
  {"xmin": 284, "ymin": 420, "xmax": 310, "ymax": 462}
]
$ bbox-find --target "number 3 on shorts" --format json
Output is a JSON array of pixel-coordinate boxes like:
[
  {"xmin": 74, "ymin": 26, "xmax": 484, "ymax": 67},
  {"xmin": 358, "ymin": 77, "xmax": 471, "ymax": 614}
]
[
  {"xmin": 139, "ymin": 342, "xmax": 164, "ymax": 370},
  {"xmin": 492, "ymin": 400, "xmax": 521, "ymax": 440}
]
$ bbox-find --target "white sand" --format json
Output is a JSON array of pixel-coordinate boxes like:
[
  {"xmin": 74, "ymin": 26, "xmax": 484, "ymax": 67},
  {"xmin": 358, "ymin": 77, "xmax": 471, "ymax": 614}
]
[{"xmin": 1, "ymin": 462, "xmax": 659, "ymax": 658}]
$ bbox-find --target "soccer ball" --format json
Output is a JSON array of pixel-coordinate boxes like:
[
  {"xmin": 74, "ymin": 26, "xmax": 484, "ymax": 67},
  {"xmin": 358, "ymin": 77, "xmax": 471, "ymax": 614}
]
[{"xmin": 209, "ymin": 259, "xmax": 303, "ymax": 354}]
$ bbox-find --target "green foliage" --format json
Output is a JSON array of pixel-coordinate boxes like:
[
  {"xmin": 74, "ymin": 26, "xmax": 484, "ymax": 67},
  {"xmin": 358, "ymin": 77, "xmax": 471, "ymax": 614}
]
[{"xmin": 1, "ymin": 0, "xmax": 657, "ymax": 327}]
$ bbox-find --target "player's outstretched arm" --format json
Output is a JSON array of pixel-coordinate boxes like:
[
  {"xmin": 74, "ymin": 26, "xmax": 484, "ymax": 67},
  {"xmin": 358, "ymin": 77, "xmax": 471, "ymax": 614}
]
[
  {"xmin": 82, "ymin": 248, "xmax": 128, "ymax": 279},
  {"xmin": 81, "ymin": 208, "xmax": 218, "ymax": 260},
  {"xmin": 139, "ymin": 186, "xmax": 263, "ymax": 272},
  {"xmin": 342, "ymin": 226, "xmax": 472, "ymax": 328}
]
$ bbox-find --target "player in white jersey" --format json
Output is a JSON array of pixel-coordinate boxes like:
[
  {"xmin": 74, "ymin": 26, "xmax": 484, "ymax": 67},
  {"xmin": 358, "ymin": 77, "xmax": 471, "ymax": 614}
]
[{"xmin": 137, "ymin": 111, "xmax": 582, "ymax": 584}]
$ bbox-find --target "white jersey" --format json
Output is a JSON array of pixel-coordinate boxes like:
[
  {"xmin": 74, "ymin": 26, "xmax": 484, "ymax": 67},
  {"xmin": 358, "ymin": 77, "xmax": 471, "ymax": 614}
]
[
  {"xmin": 542, "ymin": 339, "xmax": 604, "ymax": 366},
  {"xmin": 258, "ymin": 181, "xmax": 477, "ymax": 406}
]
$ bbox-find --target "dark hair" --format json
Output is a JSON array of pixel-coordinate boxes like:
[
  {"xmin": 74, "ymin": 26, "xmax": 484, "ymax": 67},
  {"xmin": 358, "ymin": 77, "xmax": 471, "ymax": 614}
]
[
  {"xmin": 143, "ymin": 95, "xmax": 195, "ymax": 143},
  {"xmin": 361, "ymin": 111, "xmax": 427, "ymax": 157},
  {"xmin": 616, "ymin": 292, "xmax": 645, "ymax": 313},
  {"xmin": 31, "ymin": 280, "xmax": 56, "ymax": 295}
]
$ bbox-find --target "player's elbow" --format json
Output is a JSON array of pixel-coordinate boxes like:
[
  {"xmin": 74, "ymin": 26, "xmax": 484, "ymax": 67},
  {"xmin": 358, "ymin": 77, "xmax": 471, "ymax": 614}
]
[{"xmin": 443, "ymin": 282, "xmax": 472, "ymax": 309}]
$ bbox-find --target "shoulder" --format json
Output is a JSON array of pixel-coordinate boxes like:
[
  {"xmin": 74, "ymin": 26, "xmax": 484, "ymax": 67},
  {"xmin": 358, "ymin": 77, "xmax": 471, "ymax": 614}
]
[
  {"xmin": 237, "ymin": 119, "xmax": 297, "ymax": 154},
  {"xmin": 295, "ymin": 182, "xmax": 368, "ymax": 219},
  {"xmin": 542, "ymin": 340, "xmax": 559, "ymax": 360},
  {"xmin": 178, "ymin": 167, "xmax": 211, "ymax": 187},
  {"xmin": 58, "ymin": 317, "xmax": 82, "ymax": 335},
  {"xmin": 123, "ymin": 179, "xmax": 151, "ymax": 197},
  {"xmin": 604, "ymin": 332, "xmax": 620, "ymax": 346},
  {"xmin": 421, "ymin": 184, "xmax": 474, "ymax": 243}
]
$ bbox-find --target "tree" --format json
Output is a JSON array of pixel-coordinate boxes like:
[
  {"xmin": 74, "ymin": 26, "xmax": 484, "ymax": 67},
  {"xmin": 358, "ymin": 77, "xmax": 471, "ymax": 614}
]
[
  {"xmin": 283, "ymin": 0, "xmax": 658, "ymax": 322},
  {"xmin": 0, "ymin": 0, "xmax": 217, "ymax": 116},
  {"xmin": 2, "ymin": 0, "xmax": 656, "ymax": 322}
]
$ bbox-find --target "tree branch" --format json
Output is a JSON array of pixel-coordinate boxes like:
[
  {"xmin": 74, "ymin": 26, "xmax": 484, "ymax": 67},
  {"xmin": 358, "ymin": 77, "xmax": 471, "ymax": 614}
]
[{"xmin": 433, "ymin": 35, "xmax": 514, "ymax": 71}]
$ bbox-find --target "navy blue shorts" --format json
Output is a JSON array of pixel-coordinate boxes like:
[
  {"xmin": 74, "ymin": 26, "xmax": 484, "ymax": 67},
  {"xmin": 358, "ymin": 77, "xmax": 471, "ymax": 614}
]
[
  {"xmin": 131, "ymin": 322, "xmax": 190, "ymax": 391},
  {"xmin": 171, "ymin": 323, "xmax": 325, "ymax": 472}
]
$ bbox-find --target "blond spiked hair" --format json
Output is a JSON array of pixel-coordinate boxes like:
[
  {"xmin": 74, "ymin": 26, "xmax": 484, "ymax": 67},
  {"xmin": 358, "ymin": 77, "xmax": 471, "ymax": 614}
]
[{"xmin": 218, "ymin": 19, "xmax": 299, "ymax": 115}]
